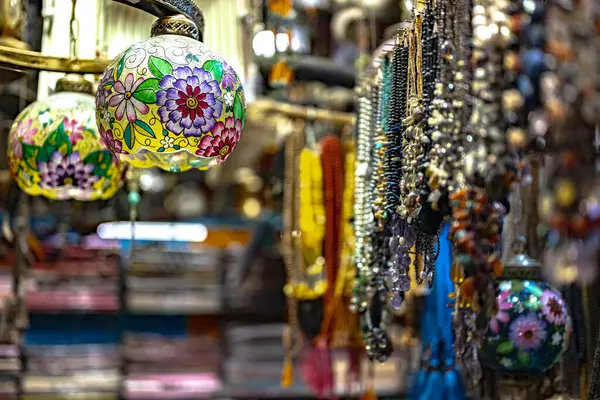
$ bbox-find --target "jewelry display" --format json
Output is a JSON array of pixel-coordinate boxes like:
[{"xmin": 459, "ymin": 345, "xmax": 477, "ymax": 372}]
[
  {"xmin": 353, "ymin": 3, "xmax": 445, "ymax": 363},
  {"xmin": 448, "ymin": 0, "xmax": 515, "ymax": 386},
  {"xmin": 348, "ymin": 0, "xmax": 597, "ymax": 387}
]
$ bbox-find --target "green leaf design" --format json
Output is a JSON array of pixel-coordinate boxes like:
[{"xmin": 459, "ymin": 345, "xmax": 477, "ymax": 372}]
[
  {"xmin": 123, "ymin": 123, "xmax": 135, "ymax": 149},
  {"xmin": 233, "ymin": 93, "xmax": 244, "ymax": 120},
  {"xmin": 203, "ymin": 60, "xmax": 223, "ymax": 82},
  {"xmin": 148, "ymin": 56, "xmax": 173, "ymax": 79},
  {"xmin": 22, "ymin": 143, "xmax": 41, "ymax": 171},
  {"xmin": 83, "ymin": 150, "xmax": 113, "ymax": 178},
  {"xmin": 43, "ymin": 122, "xmax": 71, "ymax": 157},
  {"xmin": 517, "ymin": 351, "xmax": 530, "ymax": 366},
  {"xmin": 162, "ymin": 129, "xmax": 169, "ymax": 137},
  {"xmin": 132, "ymin": 78, "xmax": 160, "ymax": 104},
  {"xmin": 37, "ymin": 148, "xmax": 50, "ymax": 163},
  {"xmin": 496, "ymin": 341, "xmax": 514, "ymax": 355},
  {"xmin": 511, "ymin": 281, "xmax": 525, "ymax": 292},
  {"xmin": 116, "ymin": 56, "xmax": 126, "ymax": 81},
  {"xmin": 134, "ymin": 120, "xmax": 156, "ymax": 138}
]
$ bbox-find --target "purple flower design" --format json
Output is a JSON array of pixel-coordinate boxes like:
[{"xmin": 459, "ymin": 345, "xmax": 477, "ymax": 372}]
[
  {"xmin": 509, "ymin": 314, "xmax": 547, "ymax": 351},
  {"xmin": 99, "ymin": 125, "xmax": 125, "ymax": 158},
  {"xmin": 109, "ymin": 73, "xmax": 149, "ymax": 122},
  {"xmin": 222, "ymin": 62, "xmax": 236, "ymax": 90},
  {"xmin": 38, "ymin": 151, "xmax": 99, "ymax": 199},
  {"xmin": 96, "ymin": 67, "xmax": 114, "ymax": 110},
  {"xmin": 156, "ymin": 66, "xmax": 222, "ymax": 137}
]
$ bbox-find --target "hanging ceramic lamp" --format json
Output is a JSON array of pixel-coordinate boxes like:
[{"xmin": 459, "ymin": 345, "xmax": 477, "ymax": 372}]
[
  {"xmin": 479, "ymin": 249, "xmax": 572, "ymax": 375},
  {"xmin": 8, "ymin": 74, "xmax": 127, "ymax": 201},
  {"xmin": 96, "ymin": 14, "xmax": 246, "ymax": 172}
]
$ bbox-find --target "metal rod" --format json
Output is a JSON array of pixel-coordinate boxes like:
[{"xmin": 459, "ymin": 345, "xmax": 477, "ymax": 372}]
[{"xmin": 252, "ymin": 99, "xmax": 355, "ymax": 125}]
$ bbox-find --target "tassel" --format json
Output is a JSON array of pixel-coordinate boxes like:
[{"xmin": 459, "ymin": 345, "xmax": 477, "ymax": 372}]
[
  {"xmin": 410, "ymin": 367, "xmax": 427, "ymax": 399},
  {"xmin": 361, "ymin": 387, "xmax": 377, "ymax": 400},
  {"xmin": 419, "ymin": 359, "xmax": 443, "ymax": 400},
  {"xmin": 443, "ymin": 366, "xmax": 465, "ymax": 400},
  {"xmin": 281, "ymin": 357, "xmax": 293, "ymax": 387}
]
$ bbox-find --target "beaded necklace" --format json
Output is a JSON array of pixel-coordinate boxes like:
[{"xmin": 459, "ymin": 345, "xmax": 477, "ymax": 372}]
[
  {"xmin": 363, "ymin": 71, "xmax": 396, "ymax": 362},
  {"xmin": 413, "ymin": 4, "xmax": 442, "ymax": 286},
  {"xmin": 339, "ymin": 137, "xmax": 357, "ymax": 302},
  {"xmin": 351, "ymin": 78, "xmax": 375, "ymax": 317},
  {"xmin": 321, "ymin": 135, "xmax": 344, "ymax": 331},
  {"xmin": 298, "ymin": 147, "xmax": 325, "ymax": 256},
  {"xmin": 450, "ymin": 0, "xmax": 517, "ymax": 386},
  {"xmin": 281, "ymin": 129, "xmax": 303, "ymax": 388},
  {"xmin": 319, "ymin": 135, "xmax": 361, "ymax": 349},
  {"xmin": 388, "ymin": 33, "xmax": 413, "ymax": 303}
]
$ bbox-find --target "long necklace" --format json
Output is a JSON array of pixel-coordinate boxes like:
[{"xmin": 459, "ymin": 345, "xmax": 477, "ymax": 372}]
[
  {"xmin": 351, "ymin": 77, "xmax": 374, "ymax": 317},
  {"xmin": 321, "ymin": 135, "xmax": 344, "ymax": 336},
  {"xmin": 451, "ymin": 0, "xmax": 520, "ymax": 387},
  {"xmin": 363, "ymin": 72, "xmax": 395, "ymax": 363},
  {"xmin": 388, "ymin": 32, "xmax": 413, "ymax": 302},
  {"xmin": 413, "ymin": 4, "xmax": 442, "ymax": 286},
  {"xmin": 281, "ymin": 129, "xmax": 302, "ymax": 388},
  {"xmin": 330, "ymin": 137, "xmax": 360, "ymax": 346},
  {"xmin": 297, "ymin": 143, "xmax": 327, "ymax": 300},
  {"xmin": 298, "ymin": 147, "xmax": 325, "ymax": 263}
]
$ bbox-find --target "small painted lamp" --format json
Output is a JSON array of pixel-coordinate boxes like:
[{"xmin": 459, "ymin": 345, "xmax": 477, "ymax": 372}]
[
  {"xmin": 8, "ymin": 74, "xmax": 126, "ymax": 201},
  {"xmin": 96, "ymin": 14, "xmax": 246, "ymax": 172},
  {"xmin": 479, "ymin": 250, "xmax": 571, "ymax": 375}
]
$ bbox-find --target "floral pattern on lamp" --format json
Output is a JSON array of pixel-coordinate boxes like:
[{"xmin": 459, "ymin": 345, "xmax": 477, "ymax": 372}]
[
  {"xmin": 7, "ymin": 92, "xmax": 126, "ymax": 201},
  {"xmin": 96, "ymin": 35, "xmax": 246, "ymax": 172},
  {"xmin": 479, "ymin": 279, "xmax": 571, "ymax": 374}
]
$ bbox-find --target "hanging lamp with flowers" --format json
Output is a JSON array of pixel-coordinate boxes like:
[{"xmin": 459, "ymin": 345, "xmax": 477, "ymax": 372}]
[
  {"xmin": 8, "ymin": 75, "xmax": 126, "ymax": 201},
  {"xmin": 96, "ymin": 14, "xmax": 246, "ymax": 172}
]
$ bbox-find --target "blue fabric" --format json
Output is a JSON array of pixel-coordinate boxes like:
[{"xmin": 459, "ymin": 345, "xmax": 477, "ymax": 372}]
[{"xmin": 410, "ymin": 224, "xmax": 465, "ymax": 400}]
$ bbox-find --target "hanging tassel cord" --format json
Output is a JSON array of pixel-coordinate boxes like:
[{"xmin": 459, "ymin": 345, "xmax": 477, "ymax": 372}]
[{"xmin": 589, "ymin": 303, "xmax": 600, "ymax": 400}]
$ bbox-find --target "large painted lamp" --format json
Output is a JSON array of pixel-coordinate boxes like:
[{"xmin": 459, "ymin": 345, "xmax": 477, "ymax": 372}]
[
  {"xmin": 8, "ymin": 75, "xmax": 126, "ymax": 201},
  {"xmin": 96, "ymin": 14, "xmax": 246, "ymax": 172}
]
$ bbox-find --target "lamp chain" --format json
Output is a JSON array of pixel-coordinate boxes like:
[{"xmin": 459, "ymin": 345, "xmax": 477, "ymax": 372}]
[{"xmin": 69, "ymin": 0, "xmax": 80, "ymax": 59}]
